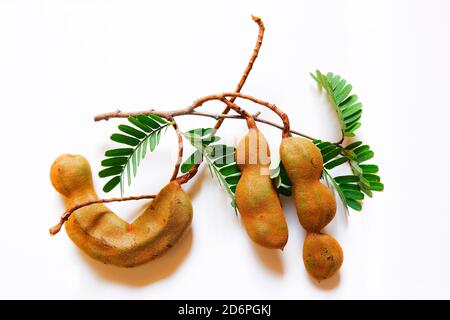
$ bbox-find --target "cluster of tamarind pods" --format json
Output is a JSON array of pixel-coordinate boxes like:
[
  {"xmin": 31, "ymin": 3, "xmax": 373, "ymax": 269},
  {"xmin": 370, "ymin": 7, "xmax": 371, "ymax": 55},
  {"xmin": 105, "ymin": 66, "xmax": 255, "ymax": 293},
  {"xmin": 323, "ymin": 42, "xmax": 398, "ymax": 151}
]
[
  {"xmin": 49, "ymin": 15, "xmax": 343, "ymax": 282},
  {"xmin": 50, "ymin": 116, "xmax": 343, "ymax": 281}
]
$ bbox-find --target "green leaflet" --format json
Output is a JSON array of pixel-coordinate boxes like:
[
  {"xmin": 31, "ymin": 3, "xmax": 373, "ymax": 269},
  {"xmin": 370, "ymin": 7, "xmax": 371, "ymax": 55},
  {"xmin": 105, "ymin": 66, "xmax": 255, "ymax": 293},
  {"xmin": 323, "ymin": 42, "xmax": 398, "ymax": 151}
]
[
  {"xmin": 269, "ymin": 159, "xmax": 292, "ymax": 196},
  {"xmin": 311, "ymin": 70, "xmax": 363, "ymax": 137},
  {"xmin": 273, "ymin": 137, "xmax": 383, "ymax": 213},
  {"xmin": 314, "ymin": 139, "xmax": 383, "ymax": 212},
  {"xmin": 180, "ymin": 128, "xmax": 239, "ymax": 210},
  {"xmin": 99, "ymin": 114, "xmax": 172, "ymax": 195}
]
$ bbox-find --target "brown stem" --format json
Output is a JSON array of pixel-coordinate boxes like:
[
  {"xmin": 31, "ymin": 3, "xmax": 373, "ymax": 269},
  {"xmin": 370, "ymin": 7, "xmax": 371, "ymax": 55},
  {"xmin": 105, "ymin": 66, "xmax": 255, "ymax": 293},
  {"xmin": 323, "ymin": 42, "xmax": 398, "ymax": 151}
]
[
  {"xmin": 167, "ymin": 16, "xmax": 264, "ymax": 186},
  {"xmin": 213, "ymin": 14, "xmax": 265, "ymax": 131},
  {"xmin": 169, "ymin": 118, "xmax": 183, "ymax": 181},
  {"xmin": 219, "ymin": 93, "xmax": 290, "ymax": 137},
  {"xmin": 220, "ymin": 97, "xmax": 256, "ymax": 129},
  {"xmin": 49, "ymin": 194, "xmax": 156, "ymax": 236}
]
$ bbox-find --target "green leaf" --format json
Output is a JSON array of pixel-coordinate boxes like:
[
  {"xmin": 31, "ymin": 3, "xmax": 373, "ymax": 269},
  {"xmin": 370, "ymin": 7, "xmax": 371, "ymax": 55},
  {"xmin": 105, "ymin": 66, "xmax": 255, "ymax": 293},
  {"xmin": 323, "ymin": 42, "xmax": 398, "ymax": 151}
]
[
  {"xmin": 340, "ymin": 95, "xmax": 359, "ymax": 110},
  {"xmin": 156, "ymin": 129, "xmax": 162, "ymax": 144},
  {"xmin": 110, "ymin": 133, "xmax": 140, "ymax": 146},
  {"xmin": 324, "ymin": 156, "xmax": 348, "ymax": 169},
  {"xmin": 103, "ymin": 176, "xmax": 121, "ymax": 193},
  {"xmin": 137, "ymin": 115, "xmax": 159, "ymax": 129},
  {"xmin": 181, "ymin": 150, "xmax": 202, "ymax": 173},
  {"xmin": 343, "ymin": 190, "xmax": 364, "ymax": 200},
  {"xmin": 339, "ymin": 183, "xmax": 360, "ymax": 191},
  {"xmin": 363, "ymin": 173, "xmax": 380, "ymax": 182},
  {"xmin": 126, "ymin": 163, "xmax": 131, "ymax": 186},
  {"xmin": 320, "ymin": 144, "xmax": 337, "ymax": 155},
  {"xmin": 323, "ymin": 147, "xmax": 342, "ymax": 163},
  {"xmin": 101, "ymin": 157, "xmax": 128, "ymax": 167},
  {"xmin": 347, "ymin": 199, "xmax": 362, "ymax": 211},
  {"xmin": 312, "ymin": 71, "xmax": 363, "ymax": 135},
  {"xmin": 149, "ymin": 133, "xmax": 157, "ymax": 151},
  {"xmin": 100, "ymin": 118, "xmax": 172, "ymax": 194},
  {"xmin": 141, "ymin": 139, "xmax": 148, "ymax": 160},
  {"xmin": 346, "ymin": 122, "xmax": 361, "ymax": 133},
  {"xmin": 316, "ymin": 141, "xmax": 332, "ymax": 149},
  {"xmin": 202, "ymin": 136, "xmax": 221, "ymax": 145},
  {"xmin": 336, "ymin": 84, "xmax": 352, "ymax": 104},
  {"xmin": 131, "ymin": 152, "xmax": 137, "ymax": 177},
  {"xmin": 354, "ymin": 145, "xmax": 370, "ymax": 154},
  {"xmin": 370, "ymin": 182, "xmax": 384, "ymax": 191},
  {"xmin": 342, "ymin": 103, "xmax": 362, "ymax": 118},
  {"xmin": 219, "ymin": 164, "xmax": 240, "ymax": 176},
  {"xmin": 128, "ymin": 117, "xmax": 151, "ymax": 133},
  {"xmin": 105, "ymin": 148, "xmax": 134, "ymax": 157},
  {"xmin": 182, "ymin": 128, "xmax": 239, "ymax": 212},
  {"xmin": 225, "ymin": 175, "xmax": 240, "ymax": 185},
  {"xmin": 148, "ymin": 114, "xmax": 167, "ymax": 124},
  {"xmin": 118, "ymin": 124, "xmax": 146, "ymax": 139},
  {"xmin": 99, "ymin": 166, "xmax": 123, "ymax": 178},
  {"xmin": 360, "ymin": 164, "xmax": 379, "ymax": 173},
  {"xmin": 334, "ymin": 175, "xmax": 360, "ymax": 184},
  {"xmin": 356, "ymin": 150, "xmax": 374, "ymax": 163},
  {"xmin": 186, "ymin": 127, "xmax": 213, "ymax": 137}
]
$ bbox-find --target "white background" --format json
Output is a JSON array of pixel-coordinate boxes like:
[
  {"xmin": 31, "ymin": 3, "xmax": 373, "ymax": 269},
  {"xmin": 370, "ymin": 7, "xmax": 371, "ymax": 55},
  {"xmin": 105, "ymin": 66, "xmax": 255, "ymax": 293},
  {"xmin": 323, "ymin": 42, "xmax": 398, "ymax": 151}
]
[{"xmin": 1, "ymin": 0, "xmax": 449, "ymax": 299}]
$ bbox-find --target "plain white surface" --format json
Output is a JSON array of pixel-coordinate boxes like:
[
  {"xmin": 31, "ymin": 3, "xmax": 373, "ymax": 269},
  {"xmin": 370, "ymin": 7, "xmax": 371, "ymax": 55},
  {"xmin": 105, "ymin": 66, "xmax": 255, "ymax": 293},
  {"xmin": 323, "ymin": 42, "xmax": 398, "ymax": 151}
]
[{"xmin": 1, "ymin": 0, "xmax": 449, "ymax": 299}]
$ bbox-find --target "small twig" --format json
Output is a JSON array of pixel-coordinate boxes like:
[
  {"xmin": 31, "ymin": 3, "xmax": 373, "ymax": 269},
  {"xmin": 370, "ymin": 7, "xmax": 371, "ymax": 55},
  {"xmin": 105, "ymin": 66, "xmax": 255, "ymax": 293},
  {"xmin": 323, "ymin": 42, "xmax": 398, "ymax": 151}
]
[
  {"xmin": 213, "ymin": 14, "xmax": 265, "ymax": 131},
  {"xmin": 169, "ymin": 118, "xmax": 183, "ymax": 181},
  {"xmin": 49, "ymin": 194, "xmax": 156, "ymax": 236}
]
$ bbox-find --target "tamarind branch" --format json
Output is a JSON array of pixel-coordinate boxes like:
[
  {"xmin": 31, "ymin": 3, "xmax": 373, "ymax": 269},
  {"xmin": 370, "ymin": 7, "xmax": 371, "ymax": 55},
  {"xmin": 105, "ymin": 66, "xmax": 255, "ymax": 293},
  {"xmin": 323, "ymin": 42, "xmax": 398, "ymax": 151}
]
[
  {"xmin": 49, "ymin": 194, "xmax": 157, "ymax": 236},
  {"xmin": 172, "ymin": 16, "xmax": 264, "ymax": 185},
  {"xmin": 149, "ymin": 16, "xmax": 264, "ymax": 184},
  {"xmin": 213, "ymin": 14, "xmax": 265, "ymax": 131},
  {"xmin": 95, "ymin": 105, "xmax": 317, "ymax": 140}
]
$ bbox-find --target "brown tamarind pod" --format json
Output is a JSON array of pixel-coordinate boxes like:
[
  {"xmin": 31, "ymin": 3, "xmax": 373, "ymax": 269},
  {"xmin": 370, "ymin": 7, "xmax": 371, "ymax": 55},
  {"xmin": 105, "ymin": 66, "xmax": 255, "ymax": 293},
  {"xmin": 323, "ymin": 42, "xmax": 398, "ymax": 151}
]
[
  {"xmin": 50, "ymin": 154, "xmax": 193, "ymax": 267},
  {"xmin": 235, "ymin": 127, "xmax": 288, "ymax": 249},
  {"xmin": 280, "ymin": 137, "xmax": 336, "ymax": 231},
  {"xmin": 303, "ymin": 232, "xmax": 343, "ymax": 281}
]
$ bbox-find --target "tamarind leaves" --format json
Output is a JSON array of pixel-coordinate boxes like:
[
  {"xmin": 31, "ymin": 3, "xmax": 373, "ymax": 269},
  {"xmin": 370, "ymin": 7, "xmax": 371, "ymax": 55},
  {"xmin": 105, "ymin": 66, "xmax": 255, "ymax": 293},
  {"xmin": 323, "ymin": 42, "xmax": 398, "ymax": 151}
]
[
  {"xmin": 314, "ymin": 140, "xmax": 384, "ymax": 212},
  {"xmin": 99, "ymin": 114, "xmax": 172, "ymax": 195},
  {"xmin": 311, "ymin": 70, "xmax": 363, "ymax": 137},
  {"xmin": 181, "ymin": 128, "xmax": 240, "ymax": 210}
]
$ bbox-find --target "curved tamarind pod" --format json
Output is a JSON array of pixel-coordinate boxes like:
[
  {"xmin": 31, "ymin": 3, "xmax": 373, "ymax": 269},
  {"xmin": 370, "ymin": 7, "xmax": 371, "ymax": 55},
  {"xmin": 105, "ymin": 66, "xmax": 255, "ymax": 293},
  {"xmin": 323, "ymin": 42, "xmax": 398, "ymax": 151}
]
[
  {"xmin": 235, "ymin": 128, "xmax": 288, "ymax": 249},
  {"xmin": 303, "ymin": 232, "xmax": 343, "ymax": 281},
  {"xmin": 50, "ymin": 154, "xmax": 192, "ymax": 267},
  {"xmin": 280, "ymin": 137, "xmax": 336, "ymax": 231}
]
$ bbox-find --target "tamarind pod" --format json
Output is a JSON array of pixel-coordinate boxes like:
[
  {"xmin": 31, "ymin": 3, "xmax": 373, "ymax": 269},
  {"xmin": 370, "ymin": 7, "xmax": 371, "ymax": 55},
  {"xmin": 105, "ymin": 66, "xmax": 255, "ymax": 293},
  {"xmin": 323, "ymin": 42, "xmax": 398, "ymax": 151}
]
[
  {"xmin": 235, "ymin": 129, "xmax": 288, "ymax": 249},
  {"xmin": 303, "ymin": 232, "xmax": 343, "ymax": 281},
  {"xmin": 50, "ymin": 154, "xmax": 192, "ymax": 267},
  {"xmin": 280, "ymin": 137, "xmax": 336, "ymax": 231}
]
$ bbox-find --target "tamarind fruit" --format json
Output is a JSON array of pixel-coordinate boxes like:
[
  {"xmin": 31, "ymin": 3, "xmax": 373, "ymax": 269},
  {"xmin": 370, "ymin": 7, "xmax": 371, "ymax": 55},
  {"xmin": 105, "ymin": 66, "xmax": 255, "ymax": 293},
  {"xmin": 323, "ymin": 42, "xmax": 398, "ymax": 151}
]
[
  {"xmin": 280, "ymin": 137, "xmax": 336, "ymax": 231},
  {"xmin": 280, "ymin": 137, "xmax": 343, "ymax": 280},
  {"xmin": 235, "ymin": 124, "xmax": 288, "ymax": 249},
  {"xmin": 50, "ymin": 154, "xmax": 193, "ymax": 267},
  {"xmin": 303, "ymin": 232, "xmax": 343, "ymax": 281}
]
